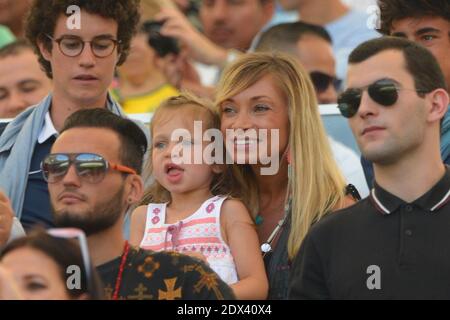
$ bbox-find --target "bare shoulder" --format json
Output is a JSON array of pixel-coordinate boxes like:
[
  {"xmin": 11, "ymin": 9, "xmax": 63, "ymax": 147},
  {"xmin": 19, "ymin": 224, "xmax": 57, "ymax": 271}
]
[
  {"xmin": 131, "ymin": 205, "xmax": 148, "ymax": 220},
  {"xmin": 221, "ymin": 198, "xmax": 253, "ymax": 223}
]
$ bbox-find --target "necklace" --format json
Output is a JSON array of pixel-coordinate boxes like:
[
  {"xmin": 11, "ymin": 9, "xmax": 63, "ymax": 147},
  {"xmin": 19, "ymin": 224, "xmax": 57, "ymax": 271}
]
[
  {"xmin": 112, "ymin": 241, "xmax": 130, "ymax": 300},
  {"xmin": 260, "ymin": 200, "xmax": 291, "ymax": 255}
]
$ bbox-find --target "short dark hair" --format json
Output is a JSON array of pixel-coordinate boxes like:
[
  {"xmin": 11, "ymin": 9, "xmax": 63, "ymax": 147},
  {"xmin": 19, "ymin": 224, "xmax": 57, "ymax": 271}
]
[
  {"xmin": 0, "ymin": 39, "xmax": 33, "ymax": 59},
  {"xmin": 255, "ymin": 21, "xmax": 332, "ymax": 54},
  {"xmin": 25, "ymin": 0, "xmax": 140, "ymax": 78},
  {"xmin": 349, "ymin": 37, "xmax": 448, "ymax": 93},
  {"xmin": 61, "ymin": 109, "xmax": 148, "ymax": 175},
  {"xmin": 377, "ymin": 0, "xmax": 450, "ymax": 35},
  {"xmin": 0, "ymin": 229, "xmax": 104, "ymax": 299}
]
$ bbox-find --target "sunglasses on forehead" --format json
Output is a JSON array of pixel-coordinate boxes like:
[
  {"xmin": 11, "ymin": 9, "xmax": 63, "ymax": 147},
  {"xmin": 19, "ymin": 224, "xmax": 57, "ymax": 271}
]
[
  {"xmin": 337, "ymin": 78, "xmax": 428, "ymax": 118},
  {"xmin": 41, "ymin": 153, "xmax": 137, "ymax": 184},
  {"xmin": 309, "ymin": 71, "xmax": 342, "ymax": 94}
]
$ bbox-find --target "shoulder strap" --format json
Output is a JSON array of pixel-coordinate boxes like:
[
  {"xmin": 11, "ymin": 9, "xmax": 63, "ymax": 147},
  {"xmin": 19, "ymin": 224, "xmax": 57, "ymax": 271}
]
[
  {"xmin": 205, "ymin": 195, "xmax": 227, "ymax": 217},
  {"xmin": 145, "ymin": 203, "xmax": 166, "ymax": 229}
]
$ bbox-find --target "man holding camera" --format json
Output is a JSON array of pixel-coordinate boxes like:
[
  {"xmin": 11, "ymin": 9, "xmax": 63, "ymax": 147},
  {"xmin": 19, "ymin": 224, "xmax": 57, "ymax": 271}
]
[{"xmin": 151, "ymin": 0, "xmax": 274, "ymax": 93}]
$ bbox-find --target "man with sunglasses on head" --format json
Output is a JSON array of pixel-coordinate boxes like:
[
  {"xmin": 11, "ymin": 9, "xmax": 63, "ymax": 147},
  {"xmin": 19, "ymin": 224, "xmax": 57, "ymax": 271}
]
[
  {"xmin": 46, "ymin": 108, "xmax": 234, "ymax": 300},
  {"xmin": 360, "ymin": 0, "xmax": 450, "ymax": 189},
  {"xmin": 0, "ymin": 1, "xmax": 149, "ymax": 240},
  {"xmin": 289, "ymin": 37, "xmax": 450, "ymax": 299},
  {"xmin": 255, "ymin": 21, "xmax": 369, "ymax": 197}
]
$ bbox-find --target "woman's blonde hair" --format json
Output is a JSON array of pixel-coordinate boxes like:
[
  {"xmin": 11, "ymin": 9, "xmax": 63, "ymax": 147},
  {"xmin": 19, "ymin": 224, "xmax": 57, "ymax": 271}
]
[
  {"xmin": 141, "ymin": 91, "xmax": 251, "ymax": 209},
  {"xmin": 215, "ymin": 52, "xmax": 347, "ymax": 259}
]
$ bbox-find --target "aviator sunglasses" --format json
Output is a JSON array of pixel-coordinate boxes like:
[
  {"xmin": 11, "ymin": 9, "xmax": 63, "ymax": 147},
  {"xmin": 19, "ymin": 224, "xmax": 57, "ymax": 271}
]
[
  {"xmin": 41, "ymin": 153, "xmax": 136, "ymax": 184},
  {"xmin": 337, "ymin": 78, "xmax": 428, "ymax": 118}
]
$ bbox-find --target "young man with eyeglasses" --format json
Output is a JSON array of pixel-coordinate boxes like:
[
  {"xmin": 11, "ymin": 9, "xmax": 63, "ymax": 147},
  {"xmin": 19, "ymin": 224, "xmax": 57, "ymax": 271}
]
[
  {"xmin": 46, "ymin": 108, "xmax": 234, "ymax": 300},
  {"xmin": 255, "ymin": 21, "xmax": 369, "ymax": 197},
  {"xmin": 0, "ymin": 1, "xmax": 148, "ymax": 240},
  {"xmin": 289, "ymin": 37, "xmax": 450, "ymax": 299}
]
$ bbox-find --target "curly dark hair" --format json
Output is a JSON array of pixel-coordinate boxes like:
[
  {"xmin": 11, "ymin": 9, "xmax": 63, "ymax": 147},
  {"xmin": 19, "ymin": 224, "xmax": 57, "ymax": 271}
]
[
  {"xmin": 25, "ymin": 0, "xmax": 140, "ymax": 78},
  {"xmin": 377, "ymin": 0, "xmax": 450, "ymax": 35}
]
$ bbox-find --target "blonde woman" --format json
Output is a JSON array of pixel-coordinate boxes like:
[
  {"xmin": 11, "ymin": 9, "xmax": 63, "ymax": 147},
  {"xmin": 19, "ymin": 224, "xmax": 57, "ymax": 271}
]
[{"xmin": 215, "ymin": 52, "xmax": 358, "ymax": 299}]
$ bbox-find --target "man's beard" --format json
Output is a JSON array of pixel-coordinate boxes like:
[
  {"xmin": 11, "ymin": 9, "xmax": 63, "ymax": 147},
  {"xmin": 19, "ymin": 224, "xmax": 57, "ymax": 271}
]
[{"xmin": 52, "ymin": 185, "xmax": 126, "ymax": 236}]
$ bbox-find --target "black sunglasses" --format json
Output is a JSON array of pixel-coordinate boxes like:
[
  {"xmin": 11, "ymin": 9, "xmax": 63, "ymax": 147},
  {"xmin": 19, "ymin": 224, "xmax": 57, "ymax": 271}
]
[
  {"xmin": 309, "ymin": 71, "xmax": 342, "ymax": 93},
  {"xmin": 337, "ymin": 79, "xmax": 428, "ymax": 118},
  {"xmin": 41, "ymin": 153, "xmax": 136, "ymax": 184}
]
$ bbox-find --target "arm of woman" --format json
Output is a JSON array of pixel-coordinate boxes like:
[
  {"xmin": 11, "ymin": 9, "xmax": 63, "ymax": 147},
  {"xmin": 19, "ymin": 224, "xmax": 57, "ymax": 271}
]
[
  {"xmin": 129, "ymin": 206, "xmax": 147, "ymax": 247},
  {"xmin": 221, "ymin": 199, "xmax": 268, "ymax": 300}
]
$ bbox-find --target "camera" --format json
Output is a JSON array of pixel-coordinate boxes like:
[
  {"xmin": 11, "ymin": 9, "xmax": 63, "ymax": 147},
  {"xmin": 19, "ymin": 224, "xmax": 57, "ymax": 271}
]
[{"xmin": 142, "ymin": 20, "xmax": 180, "ymax": 57}]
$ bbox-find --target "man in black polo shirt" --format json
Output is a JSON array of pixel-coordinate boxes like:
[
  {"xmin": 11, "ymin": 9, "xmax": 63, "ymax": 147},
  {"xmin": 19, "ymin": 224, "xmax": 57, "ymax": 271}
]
[
  {"xmin": 360, "ymin": 0, "xmax": 450, "ymax": 188},
  {"xmin": 289, "ymin": 37, "xmax": 450, "ymax": 299}
]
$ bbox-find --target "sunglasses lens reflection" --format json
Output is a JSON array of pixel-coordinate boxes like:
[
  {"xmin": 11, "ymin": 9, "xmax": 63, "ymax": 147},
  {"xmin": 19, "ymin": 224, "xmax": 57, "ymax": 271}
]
[
  {"xmin": 369, "ymin": 83, "xmax": 398, "ymax": 106},
  {"xmin": 338, "ymin": 89, "xmax": 362, "ymax": 118},
  {"xmin": 42, "ymin": 153, "xmax": 107, "ymax": 183}
]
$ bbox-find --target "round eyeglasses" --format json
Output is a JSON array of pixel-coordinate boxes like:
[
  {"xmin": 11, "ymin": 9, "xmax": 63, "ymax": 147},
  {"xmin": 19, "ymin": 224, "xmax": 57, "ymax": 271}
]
[{"xmin": 46, "ymin": 34, "xmax": 121, "ymax": 58}]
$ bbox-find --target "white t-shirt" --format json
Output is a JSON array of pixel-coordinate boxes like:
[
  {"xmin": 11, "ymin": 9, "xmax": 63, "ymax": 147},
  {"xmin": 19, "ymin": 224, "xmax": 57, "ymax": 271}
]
[{"xmin": 329, "ymin": 136, "xmax": 370, "ymax": 198}]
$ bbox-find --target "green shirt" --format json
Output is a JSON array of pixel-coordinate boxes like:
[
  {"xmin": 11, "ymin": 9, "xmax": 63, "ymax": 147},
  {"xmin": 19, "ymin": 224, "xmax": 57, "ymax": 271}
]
[
  {"xmin": 0, "ymin": 25, "xmax": 15, "ymax": 48},
  {"xmin": 97, "ymin": 246, "xmax": 235, "ymax": 300}
]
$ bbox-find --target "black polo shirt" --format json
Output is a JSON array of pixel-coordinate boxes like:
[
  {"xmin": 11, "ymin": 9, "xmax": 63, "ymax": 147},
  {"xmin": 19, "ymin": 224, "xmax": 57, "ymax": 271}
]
[{"xmin": 289, "ymin": 167, "xmax": 450, "ymax": 299}]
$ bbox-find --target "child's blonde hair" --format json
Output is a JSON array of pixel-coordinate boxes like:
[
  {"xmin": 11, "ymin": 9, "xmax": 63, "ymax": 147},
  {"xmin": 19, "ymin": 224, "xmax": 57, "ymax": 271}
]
[{"xmin": 141, "ymin": 92, "xmax": 253, "ymax": 213}]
